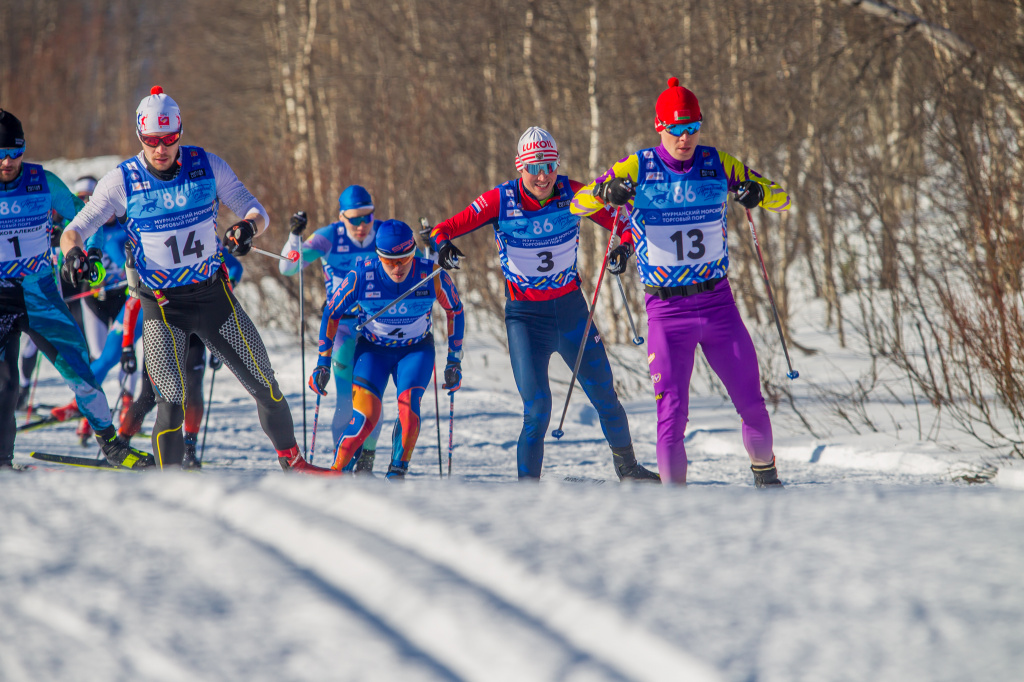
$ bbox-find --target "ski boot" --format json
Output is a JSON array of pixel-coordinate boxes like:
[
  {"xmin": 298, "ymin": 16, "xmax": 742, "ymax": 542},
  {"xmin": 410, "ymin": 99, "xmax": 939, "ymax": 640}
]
[
  {"xmin": 15, "ymin": 384, "xmax": 30, "ymax": 411},
  {"xmin": 76, "ymin": 418, "xmax": 93, "ymax": 447},
  {"xmin": 181, "ymin": 432, "xmax": 201, "ymax": 470},
  {"xmin": 612, "ymin": 445, "xmax": 661, "ymax": 482},
  {"xmin": 95, "ymin": 426, "xmax": 155, "ymax": 470},
  {"xmin": 0, "ymin": 459, "xmax": 32, "ymax": 472},
  {"xmin": 385, "ymin": 462, "xmax": 408, "ymax": 481},
  {"xmin": 751, "ymin": 458, "xmax": 784, "ymax": 489},
  {"xmin": 354, "ymin": 448, "xmax": 376, "ymax": 476},
  {"xmin": 50, "ymin": 399, "xmax": 81, "ymax": 422},
  {"xmin": 277, "ymin": 446, "xmax": 339, "ymax": 475}
]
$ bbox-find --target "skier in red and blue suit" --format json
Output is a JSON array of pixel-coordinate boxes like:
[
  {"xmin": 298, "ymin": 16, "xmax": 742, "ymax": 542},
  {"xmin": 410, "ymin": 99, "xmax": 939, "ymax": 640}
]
[
  {"xmin": 431, "ymin": 127, "xmax": 658, "ymax": 481},
  {"xmin": 309, "ymin": 219, "xmax": 464, "ymax": 479},
  {"xmin": 572, "ymin": 78, "xmax": 791, "ymax": 487}
]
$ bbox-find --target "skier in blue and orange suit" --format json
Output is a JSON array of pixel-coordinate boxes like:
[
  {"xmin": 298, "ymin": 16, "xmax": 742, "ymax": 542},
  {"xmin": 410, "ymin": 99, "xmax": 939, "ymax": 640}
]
[
  {"xmin": 430, "ymin": 127, "xmax": 658, "ymax": 481},
  {"xmin": 309, "ymin": 219, "xmax": 464, "ymax": 479},
  {"xmin": 279, "ymin": 185, "xmax": 386, "ymax": 473}
]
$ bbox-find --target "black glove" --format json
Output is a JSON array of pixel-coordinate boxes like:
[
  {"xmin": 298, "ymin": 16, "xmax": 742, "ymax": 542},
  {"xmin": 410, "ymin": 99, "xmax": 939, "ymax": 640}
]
[
  {"xmin": 309, "ymin": 364, "xmax": 331, "ymax": 396},
  {"xmin": 437, "ymin": 240, "xmax": 465, "ymax": 270},
  {"xmin": 61, "ymin": 246, "xmax": 90, "ymax": 286},
  {"xmin": 209, "ymin": 353, "xmax": 223, "ymax": 371},
  {"xmin": 223, "ymin": 218, "xmax": 257, "ymax": 256},
  {"xmin": 594, "ymin": 177, "xmax": 636, "ymax": 206},
  {"xmin": 442, "ymin": 361, "xmax": 462, "ymax": 393},
  {"xmin": 289, "ymin": 211, "xmax": 308, "ymax": 235},
  {"xmin": 607, "ymin": 243, "xmax": 634, "ymax": 275},
  {"xmin": 418, "ymin": 218, "xmax": 433, "ymax": 252},
  {"xmin": 734, "ymin": 180, "xmax": 765, "ymax": 209},
  {"xmin": 120, "ymin": 346, "xmax": 137, "ymax": 374}
]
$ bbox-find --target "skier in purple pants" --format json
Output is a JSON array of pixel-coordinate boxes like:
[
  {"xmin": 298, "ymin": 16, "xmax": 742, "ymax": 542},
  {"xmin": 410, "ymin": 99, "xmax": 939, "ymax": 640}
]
[{"xmin": 572, "ymin": 78, "xmax": 791, "ymax": 487}]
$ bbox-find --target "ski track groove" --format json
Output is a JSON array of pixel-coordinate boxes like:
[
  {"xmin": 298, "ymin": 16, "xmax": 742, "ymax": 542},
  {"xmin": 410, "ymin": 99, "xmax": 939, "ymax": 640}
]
[{"xmin": 143, "ymin": 476, "xmax": 723, "ymax": 682}]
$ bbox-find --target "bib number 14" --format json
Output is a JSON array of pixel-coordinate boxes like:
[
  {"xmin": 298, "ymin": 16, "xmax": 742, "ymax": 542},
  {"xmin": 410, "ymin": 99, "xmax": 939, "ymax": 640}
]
[{"xmin": 164, "ymin": 230, "xmax": 205, "ymax": 265}]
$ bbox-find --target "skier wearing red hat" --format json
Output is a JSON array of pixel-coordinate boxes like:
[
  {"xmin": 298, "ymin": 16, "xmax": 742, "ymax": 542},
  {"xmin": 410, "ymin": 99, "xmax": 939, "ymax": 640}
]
[
  {"xmin": 572, "ymin": 78, "xmax": 791, "ymax": 487},
  {"xmin": 430, "ymin": 127, "xmax": 659, "ymax": 482}
]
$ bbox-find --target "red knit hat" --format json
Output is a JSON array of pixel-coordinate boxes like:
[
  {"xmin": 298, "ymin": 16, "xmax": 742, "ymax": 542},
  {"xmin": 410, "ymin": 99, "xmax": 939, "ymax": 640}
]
[{"xmin": 654, "ymin": 78, "xmax": 701, "ymax": 132}]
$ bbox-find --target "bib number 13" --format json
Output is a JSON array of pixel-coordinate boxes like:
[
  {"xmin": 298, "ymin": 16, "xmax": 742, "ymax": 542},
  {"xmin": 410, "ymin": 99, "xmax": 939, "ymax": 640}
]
[
  {"xmin": 164, "ymin": 230, "xmax": 205, "ymax": 264},
  {"xmin": 669, "ymin": 229, "xmax": 705, "ymax": 260}
]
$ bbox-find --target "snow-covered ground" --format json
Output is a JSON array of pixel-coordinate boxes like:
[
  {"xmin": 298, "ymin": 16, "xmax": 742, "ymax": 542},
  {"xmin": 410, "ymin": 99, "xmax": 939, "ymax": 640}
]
[{"xmin": 4, "ymin": 306, "xmax": 1023, "ymax": 681}]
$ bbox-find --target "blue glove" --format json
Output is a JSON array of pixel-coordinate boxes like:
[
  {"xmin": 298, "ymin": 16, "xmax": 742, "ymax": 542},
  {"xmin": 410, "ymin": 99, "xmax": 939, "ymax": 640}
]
[
  {"xmin": 442, "ymin": 361, "xmax": 462, "ymax": 393},
  {"xmin": 309, "ymin": 364, "xmax": 330, "ymax": 395}
]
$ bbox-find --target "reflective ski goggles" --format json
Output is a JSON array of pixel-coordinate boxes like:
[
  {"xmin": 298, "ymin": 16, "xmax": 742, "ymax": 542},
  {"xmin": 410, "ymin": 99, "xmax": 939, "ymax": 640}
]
[
  {"xmin": 664, "ymin": 121, "xmax": 702, "ymax": 137},
  {"xmin": 138, "ymin": 131, "xmax": 181, "ymax": 147},
  {"xmin": 377, "ymin": 252, "xmax": 415, "ymax": 266},
  {"xmin": 343, "ymin": 212, "xmax": 374, "ymax": 226},
  {"xmin": 525, "ymin": 162, "xmax": 558, "ymax": 176},
  {"xmin": 0, "ymin": 147, "xmax": 26, "ymax": 160}
]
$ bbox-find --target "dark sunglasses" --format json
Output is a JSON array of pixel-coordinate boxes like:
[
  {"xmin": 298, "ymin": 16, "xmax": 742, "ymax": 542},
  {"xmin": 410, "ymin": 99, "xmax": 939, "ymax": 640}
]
[{"xmin": 344, "ymin": 212, "xmax": 374, "ymax": 226}]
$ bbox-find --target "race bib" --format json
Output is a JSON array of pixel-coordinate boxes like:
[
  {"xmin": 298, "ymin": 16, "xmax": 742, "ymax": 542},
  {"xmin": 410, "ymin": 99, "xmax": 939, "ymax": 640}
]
[
  {"xmin": 645, "ymin": 219, "xmax": 725, "ymax": 267},
  {"xmin": 139, "ymin": 222, "xmax": 217, "ymax": 270},
  {"xmin": 365, "ymin": 310, "xmax": 430, "ymax": 342},
  {"xmin": 0, "ymin": 222, "xmax": 49, "ymax": 262},
  {"xmin": 505, "ymin": 236, "xmax": 577, "ymax": 278}
]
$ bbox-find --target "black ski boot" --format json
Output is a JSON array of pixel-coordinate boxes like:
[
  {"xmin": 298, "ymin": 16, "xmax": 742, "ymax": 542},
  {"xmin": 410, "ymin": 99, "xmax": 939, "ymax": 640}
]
[
  {"xmin": 751, "ymin": 458, "xmax": 784, "ymax": 489},
  {"xmin": 95, "ymin": 426, "xmax": 155, "ymax": 470},
  {"xmin": 612, "ymin": 445, "xmax": 661, "ymax": 482},
  {"xmin": 181, "ymin": 433, "xmax": 202, "ymax": 470},
  {"xmin": 385, "ymin": 462, "xmax": 408, "ymax": 481},
  {"xmin": 354, "ymin": 448, "xmax": 376, "ymax": 475}
]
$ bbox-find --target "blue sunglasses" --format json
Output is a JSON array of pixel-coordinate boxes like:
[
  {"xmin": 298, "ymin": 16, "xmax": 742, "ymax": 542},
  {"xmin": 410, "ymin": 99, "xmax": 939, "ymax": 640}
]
[
  {"xmin": 525, "ymin": 162, "xmax": 558, "ymax": 175},
  {"xmin": 0, "ymin": 147, "xmax": 25, "ymax": 160},
  {"xmin": 665, "ymin": 121, "xmax": 702, "ymax": 137},
  {"xmin": 344, "ymin": 212, "xmax": 374, "ymax": 226}
]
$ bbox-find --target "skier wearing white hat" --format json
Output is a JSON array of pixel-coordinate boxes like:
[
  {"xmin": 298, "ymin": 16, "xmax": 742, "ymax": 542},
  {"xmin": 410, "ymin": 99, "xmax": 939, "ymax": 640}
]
[{"xmin": 61, "ymin": 86, "xmax": 326, "ymax": 473}]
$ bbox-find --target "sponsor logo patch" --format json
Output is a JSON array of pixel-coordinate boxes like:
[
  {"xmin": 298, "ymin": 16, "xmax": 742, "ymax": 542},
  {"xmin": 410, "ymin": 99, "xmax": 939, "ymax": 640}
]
[
  {"xmin": 189, "ymin": 169, "xmax": 206, "ymax": 179},
  {"xmin": 25, "ymin": 184, "xmax": 42, "ymax": 193},
  {"xmin": 648, "ymin": 353, "xmax": 655, "ymax": 364},
  {"xmin": 366, "ymin": 291, "xmax": 381, "ymax": 298},
  {"xmin": 651, "ymin": 373, "xmax": 662, "ymax": 383},
  {"xmin": 655, "ymin": 392, "xmax": 663, "ymax": 401},
  {"xmin": 557, "ymin": 200, "xmax": 570, "ymax": 208},
  {"xmin": 700, "ymin": 169, "xmax": 716, "ymax": 178},
  {"xmin": 647, "ymin": 172, "xmax": 664, "ymax": 182}
]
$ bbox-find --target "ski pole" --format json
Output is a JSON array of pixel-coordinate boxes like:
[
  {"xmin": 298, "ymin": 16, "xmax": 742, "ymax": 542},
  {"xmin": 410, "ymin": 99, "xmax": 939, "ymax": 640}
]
[
  {"xmin": 23, "ymin": 355, "xmax": 41, "ymax": 426},
  {"xmin": 199, "ymin": 365, "xmax": 217, "ymax": 463},
  {"xmin": 552, "ymin": 206, "xmax": 623, "ymax": 439},
  {"xmin": 63, "ymin": 279, "xmax": 126, "ymax": 303},
  {"xmin": 299, "ymin": 258, "xmax": 308, "ymax": 454},
  {"xmin": 433, "ymin": 365, "xmax": 443, "ymax": 478},
  {"xmin": 309, "ymin": 391, "xmax": 322, "ymax": 464},
  {"xmin": 614, "ymin": 274, "xmax": 644, "ymax": 345},
  {"xmin": 743, "ymin": 207, "xmax": 799, "ymax": 380},
  {"xmin": 447, "ymin": 391, "xmax": 455, "ymax": 478},
  {"xmin": 356, "ymin": 267, "xmax": 445, "ymax": 331},
  {"xmin": 249, "ymin": 246, "xmax": 294, "ymax": 262}
]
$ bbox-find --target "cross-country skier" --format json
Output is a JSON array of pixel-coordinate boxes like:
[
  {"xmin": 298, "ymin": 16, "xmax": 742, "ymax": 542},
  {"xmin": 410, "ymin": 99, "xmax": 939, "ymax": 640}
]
[
  {"xmin": 279, "ymin": 185, "xmax": 385, "ymax": 473},
  {"xmin": 60, "ymin": 86, "xmax": 320, "ymax": 472},
  {"xmin": 117, "ymin": 253, "xmax": 242, "ymax": 468},
  {"xmin": 0, "ymin": 109, "xmax": 153, "ymax": 470},
  {"xmin": 309, "ymin": 219, "xmax": 464, "ymax": 479},
  {"xmin": 571, "ymin": 78, "xmax": 791, "ymax": 487},
  {"xmin": 430, "ymin": 127, "xmax": 659, "ymax": 481}
]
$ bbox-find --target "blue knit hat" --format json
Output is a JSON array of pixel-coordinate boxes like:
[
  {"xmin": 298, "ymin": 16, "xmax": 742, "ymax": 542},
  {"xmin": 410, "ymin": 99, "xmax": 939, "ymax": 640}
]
[
  {"xmin": 375, "ymin": 220, "xmax": 416, "ymax": 258},
  {"xmin": 338, "ymin": 185, "xmax": 374, "ymax": 212}
]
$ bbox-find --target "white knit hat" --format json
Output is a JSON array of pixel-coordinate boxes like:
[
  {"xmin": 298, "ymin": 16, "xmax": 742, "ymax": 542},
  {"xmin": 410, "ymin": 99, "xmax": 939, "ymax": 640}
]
[
  {"xmin": 514, "ymin": 126, "xmax": 559, "ymax": 171},
  {"xmin": 73, "ymin": 176, "xmax": 97, "ymax": 196},
  {"xmin": 135, "ymin": 85, "xmax": 182, "ymax": 135}
]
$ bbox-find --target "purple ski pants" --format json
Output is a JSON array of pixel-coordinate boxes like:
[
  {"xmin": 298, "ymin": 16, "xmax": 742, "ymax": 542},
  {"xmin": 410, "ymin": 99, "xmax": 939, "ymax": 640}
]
[{"xmin": 645, "ymin": 279, "xmax": 774, "ymax": 484}]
